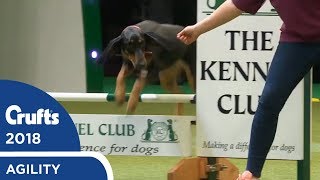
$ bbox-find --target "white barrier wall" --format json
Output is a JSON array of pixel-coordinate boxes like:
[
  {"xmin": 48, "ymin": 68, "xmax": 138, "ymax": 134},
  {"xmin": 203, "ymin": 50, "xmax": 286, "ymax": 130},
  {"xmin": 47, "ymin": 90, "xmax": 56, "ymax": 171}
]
[
  {"xmin": 196, "ymin": 0, "xmax": 304, "ymax": 160},
  {"xmin": 71, "ymin": 114, "xmax": 194, "ymax": 156},
  {"xmin": 0, "ymin": 0, "xmax": 86, "ymax": 92}
]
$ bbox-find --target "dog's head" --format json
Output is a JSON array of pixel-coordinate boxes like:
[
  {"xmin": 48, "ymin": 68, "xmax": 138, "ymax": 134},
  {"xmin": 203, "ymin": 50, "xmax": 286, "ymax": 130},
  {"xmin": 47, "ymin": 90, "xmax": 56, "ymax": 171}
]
[
  {"xmin": 98, "ymin": 25, "xmax": 169, "ymax": 71},
  {"xmin": 120, "ymin": 26, "xmax": 148, "ymax": 70}
]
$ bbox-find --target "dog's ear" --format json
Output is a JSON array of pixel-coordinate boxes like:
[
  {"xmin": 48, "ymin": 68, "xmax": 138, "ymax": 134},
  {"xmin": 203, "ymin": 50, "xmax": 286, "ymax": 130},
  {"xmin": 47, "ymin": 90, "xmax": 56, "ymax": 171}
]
[
  {"xmin": 144, "ymin": 32, "xmax": 172, "ymax": 52},
  {"xmin": 144, "ymin": 31, "xmax": 185, "ymax": 55},
  {"xmin": 97, "ymin": 35, "xmax": 122, "ymax": 64}
]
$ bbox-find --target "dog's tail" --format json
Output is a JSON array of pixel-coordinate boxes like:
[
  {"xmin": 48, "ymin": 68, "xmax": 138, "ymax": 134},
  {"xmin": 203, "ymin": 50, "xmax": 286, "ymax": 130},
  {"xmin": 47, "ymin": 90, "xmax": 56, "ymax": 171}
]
[{"xmin": 182, "ymin": 43, "xmax": 196, "ymax": 92}]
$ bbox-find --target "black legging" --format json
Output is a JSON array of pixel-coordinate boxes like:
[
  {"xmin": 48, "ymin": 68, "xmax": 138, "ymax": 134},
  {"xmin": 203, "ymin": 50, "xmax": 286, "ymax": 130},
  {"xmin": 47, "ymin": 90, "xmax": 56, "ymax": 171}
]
[{"xmin": 246, "ymin": 42, "xmax": 320, "ymax": 177}]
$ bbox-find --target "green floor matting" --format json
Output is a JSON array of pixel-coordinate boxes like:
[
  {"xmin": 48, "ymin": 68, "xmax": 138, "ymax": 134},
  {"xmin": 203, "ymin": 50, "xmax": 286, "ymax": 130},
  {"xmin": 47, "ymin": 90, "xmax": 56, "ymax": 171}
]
[
  {"xmin": 67, "ymin": 79, "xmax": 320, "ymax": 179},
  {"xmin": 314, "ymin": 84, "xmax": 320, "ymax": 98},
  {"xmin": 60, "ymin": 101, "xmax": 319, "ymax": 180}
]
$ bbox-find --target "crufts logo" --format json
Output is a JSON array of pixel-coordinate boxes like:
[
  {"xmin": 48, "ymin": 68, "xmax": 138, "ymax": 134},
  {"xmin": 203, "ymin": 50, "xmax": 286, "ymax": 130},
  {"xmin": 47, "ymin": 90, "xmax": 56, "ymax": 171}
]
[
  {"xmin": 141, "ymin": 119, "xmax": 179, "ymax": 143},
  {"xmin": 5, "ymin": 105, "xmax": 60, "ymax": 125}
]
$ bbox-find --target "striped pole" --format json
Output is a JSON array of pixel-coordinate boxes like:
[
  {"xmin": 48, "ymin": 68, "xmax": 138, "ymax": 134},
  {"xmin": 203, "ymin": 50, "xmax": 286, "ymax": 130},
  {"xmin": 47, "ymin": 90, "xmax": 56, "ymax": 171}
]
[{"xmin": 47, "ymin": 92, "xmax": 196, "ymax": 104}]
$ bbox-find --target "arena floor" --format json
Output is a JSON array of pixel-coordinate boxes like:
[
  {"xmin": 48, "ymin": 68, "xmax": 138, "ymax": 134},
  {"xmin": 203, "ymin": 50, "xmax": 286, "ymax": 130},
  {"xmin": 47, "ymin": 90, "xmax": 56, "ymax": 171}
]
[{"xmin": 60, "ymin": 83, "xmax": 320, "ymax": 180}]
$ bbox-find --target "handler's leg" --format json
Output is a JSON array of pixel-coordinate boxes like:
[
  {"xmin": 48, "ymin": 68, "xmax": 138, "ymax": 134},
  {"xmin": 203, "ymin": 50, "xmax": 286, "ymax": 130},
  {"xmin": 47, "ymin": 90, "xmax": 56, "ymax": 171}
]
[{"xmin": 246, "ymin": 42, "xmax": 319, "ymax": 178}]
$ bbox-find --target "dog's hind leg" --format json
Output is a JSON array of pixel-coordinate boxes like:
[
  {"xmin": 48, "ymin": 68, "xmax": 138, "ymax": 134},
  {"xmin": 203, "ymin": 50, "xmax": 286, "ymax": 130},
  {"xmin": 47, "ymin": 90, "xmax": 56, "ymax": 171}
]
[
  {"xmin": 159, "ymin": 63, "xmax": 184, "ymax": 115},
  {"xmin": 115, "ymin": 64, "xmax": 131, "ymax": 106},
  {"xmin": 178, "ymin": 60, "xmax": 196, "ymax": 93}
]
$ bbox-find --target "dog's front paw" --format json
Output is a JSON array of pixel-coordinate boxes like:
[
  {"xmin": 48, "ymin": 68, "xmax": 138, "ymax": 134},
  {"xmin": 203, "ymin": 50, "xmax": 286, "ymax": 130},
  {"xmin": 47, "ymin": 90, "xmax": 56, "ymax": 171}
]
[
  {"xmin": 126, "ymin": 95, "xmax": 139, "ymax": 114},
  {"xmin": 115, "ymin": 92, "xmax": 125, "ymax": 106}
]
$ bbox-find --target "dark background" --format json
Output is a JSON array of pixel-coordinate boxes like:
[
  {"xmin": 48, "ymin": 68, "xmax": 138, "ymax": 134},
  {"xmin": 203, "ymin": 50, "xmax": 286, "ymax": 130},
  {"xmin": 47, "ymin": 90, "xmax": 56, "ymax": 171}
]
[
  {"xmin": 98, "ymin": 0, "xmax": 320, "ymax": 83},
  {"xmin": 99, "ymin": 0, "xmax": 197, "ymax": 77}
]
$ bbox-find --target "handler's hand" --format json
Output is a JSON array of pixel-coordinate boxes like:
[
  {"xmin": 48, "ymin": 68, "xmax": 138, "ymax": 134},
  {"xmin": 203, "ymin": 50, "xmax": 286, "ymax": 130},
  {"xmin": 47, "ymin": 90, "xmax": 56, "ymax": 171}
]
[{"xmin": 177, "ymin": 25, "xmax": 200, "ymax": 45}]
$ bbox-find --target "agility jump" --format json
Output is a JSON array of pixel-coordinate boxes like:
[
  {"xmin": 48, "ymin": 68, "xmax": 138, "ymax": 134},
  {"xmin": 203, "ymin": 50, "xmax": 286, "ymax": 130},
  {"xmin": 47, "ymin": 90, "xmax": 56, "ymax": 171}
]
[
  {"xmin": 48, "ymin": 92, "xmax": 196, "ymax": 104},
  {"xmin": 48, "ymin": 92, "xmax": 240, "ymax": 180}
]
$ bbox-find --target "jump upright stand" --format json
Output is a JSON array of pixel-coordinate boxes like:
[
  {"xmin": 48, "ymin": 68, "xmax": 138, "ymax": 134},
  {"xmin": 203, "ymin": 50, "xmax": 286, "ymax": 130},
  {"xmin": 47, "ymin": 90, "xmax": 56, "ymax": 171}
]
[{"xmin": 168, "ymin": 157, "xmax": 239, "ymax": 180}]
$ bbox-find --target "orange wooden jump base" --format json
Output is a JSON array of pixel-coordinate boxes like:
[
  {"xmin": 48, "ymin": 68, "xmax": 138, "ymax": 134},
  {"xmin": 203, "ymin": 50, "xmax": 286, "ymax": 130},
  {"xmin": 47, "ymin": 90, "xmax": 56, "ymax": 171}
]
[{"xmin": 168, "ymin": 157, "xmax": 239, "ymax": 180}]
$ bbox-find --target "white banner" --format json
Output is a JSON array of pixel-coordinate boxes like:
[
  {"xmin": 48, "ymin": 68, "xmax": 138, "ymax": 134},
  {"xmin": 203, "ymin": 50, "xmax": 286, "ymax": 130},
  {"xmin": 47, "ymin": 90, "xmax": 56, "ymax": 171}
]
[
  {"xmin": 71, "ymin": 114, "xmax": 194, "ymax": 157},
  {"xmin": 196, "ymin": 0, "xmax": 304, "ymax": 160}
]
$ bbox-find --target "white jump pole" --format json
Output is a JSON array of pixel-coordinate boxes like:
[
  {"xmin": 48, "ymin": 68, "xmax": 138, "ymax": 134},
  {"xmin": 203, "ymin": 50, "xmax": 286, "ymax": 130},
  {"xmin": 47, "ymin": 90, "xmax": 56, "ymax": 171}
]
[{"xmin": 47, "ymin": 92, "xmax": 196, "ymax": 104}]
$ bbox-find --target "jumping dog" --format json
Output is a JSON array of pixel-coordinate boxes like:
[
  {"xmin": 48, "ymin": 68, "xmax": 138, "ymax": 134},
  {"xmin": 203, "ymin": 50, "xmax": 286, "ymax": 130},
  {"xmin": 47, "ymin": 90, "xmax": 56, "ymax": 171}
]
[{"xmin": 98, "ymin": 20, "xmax": 195, "ymax": 114}]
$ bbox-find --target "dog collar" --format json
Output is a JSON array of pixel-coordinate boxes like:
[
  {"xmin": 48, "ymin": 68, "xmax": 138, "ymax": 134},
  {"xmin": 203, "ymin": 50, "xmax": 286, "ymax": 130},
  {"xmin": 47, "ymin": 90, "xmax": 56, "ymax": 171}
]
[{"xmin": 129, "ymin": 25, "xmax": 141, "ymax": 30}]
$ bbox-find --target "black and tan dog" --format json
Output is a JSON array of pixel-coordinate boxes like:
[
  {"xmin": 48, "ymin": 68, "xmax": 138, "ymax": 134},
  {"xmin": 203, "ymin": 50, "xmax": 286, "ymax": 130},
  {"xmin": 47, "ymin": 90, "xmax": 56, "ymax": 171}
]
[{"xmin": 99, "ymin": 20, "xmax": 195, "ymax": 115}]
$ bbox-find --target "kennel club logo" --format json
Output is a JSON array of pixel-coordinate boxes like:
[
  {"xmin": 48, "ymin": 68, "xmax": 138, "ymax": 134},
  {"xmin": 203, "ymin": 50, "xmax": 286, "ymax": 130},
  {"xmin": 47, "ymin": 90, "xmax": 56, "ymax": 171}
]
[{"xmin": 141, "ymin": 119, "xmax": 179, "ymax": 143}]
